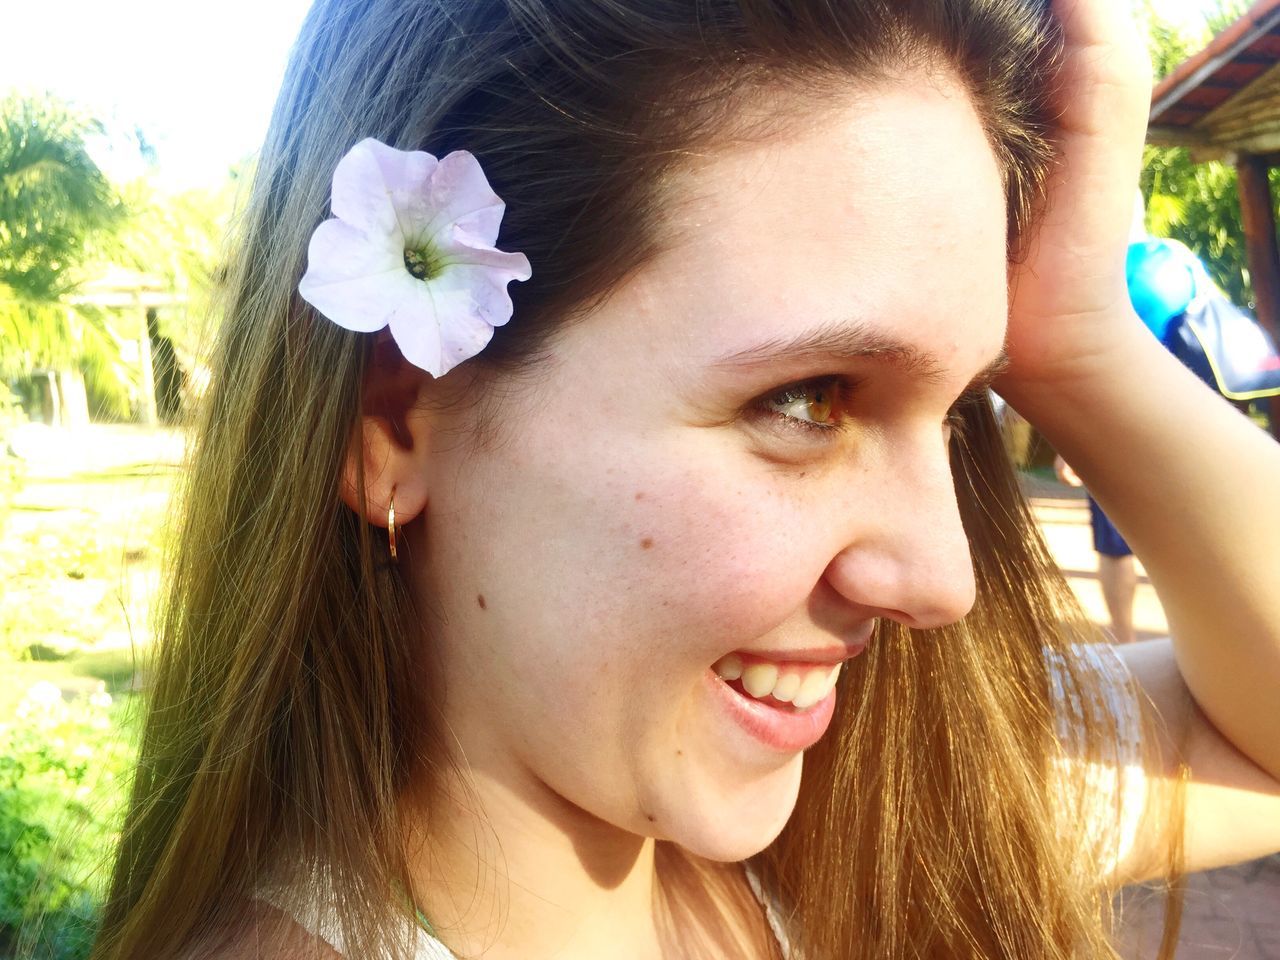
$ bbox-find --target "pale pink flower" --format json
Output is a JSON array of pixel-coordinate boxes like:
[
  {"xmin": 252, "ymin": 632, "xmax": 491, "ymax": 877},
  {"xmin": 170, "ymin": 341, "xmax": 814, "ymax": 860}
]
[{"xmin": 299, "ymin": 138, "xmax": 531, "ymax": 377}]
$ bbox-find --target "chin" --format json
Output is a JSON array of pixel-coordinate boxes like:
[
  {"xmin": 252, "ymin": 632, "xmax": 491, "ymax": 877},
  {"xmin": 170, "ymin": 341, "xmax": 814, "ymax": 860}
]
[{"xmin": 657, "ymin": 752, "xmax": 804, "ymax": 862}]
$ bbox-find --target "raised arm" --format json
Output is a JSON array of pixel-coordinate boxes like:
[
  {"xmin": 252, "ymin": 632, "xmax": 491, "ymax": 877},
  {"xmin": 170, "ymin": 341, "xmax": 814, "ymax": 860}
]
[{"xmin": 998, "ymin": 0, "xmax": 1280, "ymax": 876}]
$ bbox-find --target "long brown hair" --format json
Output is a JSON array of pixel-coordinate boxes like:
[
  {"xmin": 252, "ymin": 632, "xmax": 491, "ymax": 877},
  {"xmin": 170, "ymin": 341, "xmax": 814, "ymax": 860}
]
[{"xmin": 91, "ymin": 2, "xmax": 1183, "ymax": 957}]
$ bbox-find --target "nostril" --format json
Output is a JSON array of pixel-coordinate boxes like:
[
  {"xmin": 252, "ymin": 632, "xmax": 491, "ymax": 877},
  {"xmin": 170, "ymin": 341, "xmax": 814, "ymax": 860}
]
[{"xmin": 822, "ymin": 530, "xmax": 977, "ymax": 631}]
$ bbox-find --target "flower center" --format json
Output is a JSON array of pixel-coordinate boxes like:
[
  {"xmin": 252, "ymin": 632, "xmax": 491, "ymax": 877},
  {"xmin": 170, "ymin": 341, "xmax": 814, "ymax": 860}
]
[{"xmin": 403, "ymin": 245, "xmax": 443, "ymax": 281}]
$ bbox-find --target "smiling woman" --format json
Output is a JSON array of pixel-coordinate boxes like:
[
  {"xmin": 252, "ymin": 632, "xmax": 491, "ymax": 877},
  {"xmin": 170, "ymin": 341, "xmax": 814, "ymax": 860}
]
[{"xmin": 82, "ymin": 1, "xmax": 1280, "ymax": 959}]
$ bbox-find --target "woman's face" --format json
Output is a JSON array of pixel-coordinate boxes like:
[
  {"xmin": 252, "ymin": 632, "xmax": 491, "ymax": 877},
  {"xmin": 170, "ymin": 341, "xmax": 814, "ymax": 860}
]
[{"xmin": 412, "ymin": 72, "xmax": 1009, "ymax": 861}]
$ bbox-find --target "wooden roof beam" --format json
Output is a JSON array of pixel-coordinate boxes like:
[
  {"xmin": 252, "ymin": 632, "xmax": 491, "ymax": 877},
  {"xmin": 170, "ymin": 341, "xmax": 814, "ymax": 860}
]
[{"xmin": 1151, "ymin": 2, "xmax": 1280, "ymax": 125}]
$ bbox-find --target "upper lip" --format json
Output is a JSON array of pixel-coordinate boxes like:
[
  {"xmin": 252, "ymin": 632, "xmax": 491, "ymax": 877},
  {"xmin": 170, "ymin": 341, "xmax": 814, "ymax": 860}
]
[
  {"xmin": 737, "ymin": 642, "xmax": 866, "ymax": 666},
  {"xmin": 734, "ymin": 624, "xmax": 874, "ymax": 666}
]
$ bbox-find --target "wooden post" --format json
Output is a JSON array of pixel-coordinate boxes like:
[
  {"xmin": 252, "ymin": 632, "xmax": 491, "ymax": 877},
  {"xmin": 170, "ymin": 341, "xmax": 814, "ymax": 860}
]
[
  {"xmin": 137, "ymin": 304, "xmax": 158, "ymax": 427},
  {"xmin": 44, "ymin": 371, "xmax": 60, "ymax": 426},
  {"xmin": 1235, "ymin": 153, "xmax": 1280, "ymax": 440},
  {"xmin": 58, "ymin": 369, "xmax": 90, "ymax": 428}
]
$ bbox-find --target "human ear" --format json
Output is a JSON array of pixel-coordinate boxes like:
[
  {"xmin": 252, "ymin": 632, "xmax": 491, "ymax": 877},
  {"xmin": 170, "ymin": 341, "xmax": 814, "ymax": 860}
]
[{"xmin": 339, "ymin": 333, "xmax": 433, "ymax": 532}]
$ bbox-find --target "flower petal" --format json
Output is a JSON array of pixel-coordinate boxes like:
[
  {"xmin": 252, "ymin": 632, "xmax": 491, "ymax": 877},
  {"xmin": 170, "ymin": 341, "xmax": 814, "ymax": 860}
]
[
  {"xmin": 430, "ymin": 295, "xmax": 500, "ymax": 373},
  {"xmin": 385, "ymin": 266, "xmax": 517, "ymax": 378},
  {"xmin": 384, "ymin": 282, "xmax": 447, "ymax": 376},
  {"xmin": 299, "ymin": 218, "xmax": 421, "ymax": 333},
  {"xmin": 305, "ymin": 138, "xmax": 531, "ymax": 376},
  {"xmin": 329, "ymin": 139, "xmax": 399, "ymax": 241},
  {"xmin": 413, "ymin": 150, "xmax": 507, "ymax": 249},
  {"xmin": 440, "ymin": 228, "xmax": 532, "ymax": 279},
  {"xmin": 435, "ymin": 248, "xmax": 531, "ymax": 328}
]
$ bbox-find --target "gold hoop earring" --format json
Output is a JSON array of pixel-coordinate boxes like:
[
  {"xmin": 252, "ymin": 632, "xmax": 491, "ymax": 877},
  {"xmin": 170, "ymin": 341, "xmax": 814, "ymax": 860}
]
[{"xmin": 387, "ymin": 490, "xmax": 399, "ymax": 564}]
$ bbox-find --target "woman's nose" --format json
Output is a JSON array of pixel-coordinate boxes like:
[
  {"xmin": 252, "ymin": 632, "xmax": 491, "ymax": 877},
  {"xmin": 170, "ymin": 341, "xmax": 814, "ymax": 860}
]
[{"xmin": 821, "ymin": 443, "xmax": 977, "ymax": 630}]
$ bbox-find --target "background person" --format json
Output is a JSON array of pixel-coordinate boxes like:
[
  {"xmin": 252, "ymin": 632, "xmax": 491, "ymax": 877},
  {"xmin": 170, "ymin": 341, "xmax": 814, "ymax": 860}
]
[
  {"xmin": 1054, "ymin": 455, "xmax": 1139, "ymax": 644},
  {"xmin": 1057, "ymin": 228, "xmax": 1280, "ymax": 645}
]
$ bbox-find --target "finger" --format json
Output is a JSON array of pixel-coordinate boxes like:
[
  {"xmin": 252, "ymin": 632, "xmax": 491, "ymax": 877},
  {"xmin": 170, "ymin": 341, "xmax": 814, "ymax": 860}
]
[
  {"xmin": 1052, "ymin": 0, "xmax": 1147, "ymax": 57},
  {"xmin": 1050, "ymin": 0, "xmax": 1152, "ymax": 139},
  {"xmin": 1034, "ymin": 0, "xmax": 1152, "ymax": 290}
]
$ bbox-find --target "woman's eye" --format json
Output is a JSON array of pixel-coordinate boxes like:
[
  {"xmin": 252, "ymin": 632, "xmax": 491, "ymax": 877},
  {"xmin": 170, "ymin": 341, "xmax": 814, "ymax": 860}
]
[{"xmin": 757, "ymin": 377, "xmax": 845, "ymax": 433}]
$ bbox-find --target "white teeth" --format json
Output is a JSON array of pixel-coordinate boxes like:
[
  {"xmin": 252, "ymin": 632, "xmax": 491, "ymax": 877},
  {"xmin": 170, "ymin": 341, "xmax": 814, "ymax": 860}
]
[
  {"xmin": 771, "ymin": 672, "xmax": 801, "ymax": 703},
  {"xmin": 791, "ymin": 664, "xmax": 841, "ymax": 711},
  {"xmin": 712, "ymin": 653, "xmax": 744, "ymax": 681},
  {"xmin": 741, "ymin": 662, "xmax": 779, "ymax": 699},
  {"xmin": 715, "ymin": 657, "xmax": 843, "ymax": 711}
]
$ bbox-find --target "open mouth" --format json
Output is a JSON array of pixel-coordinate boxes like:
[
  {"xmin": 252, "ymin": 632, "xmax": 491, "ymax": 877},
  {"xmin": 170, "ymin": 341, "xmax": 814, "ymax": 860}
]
[
  {"xmin": 711, "ymin": 653, "xmax": 842, "ymax": 711},
  {"xmin": 705, "ymin": 645, "xmax": 865, "ymax": 753}
]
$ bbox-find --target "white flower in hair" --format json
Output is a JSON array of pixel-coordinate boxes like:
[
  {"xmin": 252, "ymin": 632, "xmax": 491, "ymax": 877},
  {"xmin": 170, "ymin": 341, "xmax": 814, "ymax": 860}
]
[{"xmin": 298, "ymin": 137, "xmax": 532, "ymax": 377}]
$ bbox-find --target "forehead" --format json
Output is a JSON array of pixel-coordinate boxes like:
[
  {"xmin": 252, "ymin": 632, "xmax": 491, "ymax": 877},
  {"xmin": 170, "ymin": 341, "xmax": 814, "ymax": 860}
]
[{"xmin": 614, "ymin": 71, "xmax": 1010, "ymax": 376}]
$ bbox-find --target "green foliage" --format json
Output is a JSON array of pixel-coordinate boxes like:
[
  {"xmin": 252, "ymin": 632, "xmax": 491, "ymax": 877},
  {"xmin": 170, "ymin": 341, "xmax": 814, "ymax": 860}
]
[
  {"xmin": 1202, "ymin": 0, "xmax": 1254, "ymax": 34},
  {"xmin": 0, "ymin": 95, "xmax": 121, "ymax": 304},
  {"xmin": 0, "ymin": 475, "xmax": 171, "ymax": 663},
  {"xmin": 0, "ymin": 94, "xmax": 135, "ymax": 417},
  {"xmin": 0, "ymin": 446, "xmax": 165, "ymax": 958},
  {"xmin": 0, "ymin": 93, "xmax": 236, "ymax": 423},
  {"xmin": 0, "ymin": 685, "xmax": 140, "ymax": 959},
  {"xmin": 112, "ymin": 175, "xmax": 236, "ymax": 379},
  {"xmin": 1140, "ymin": 147, "xmax": 1252, "ymax": 306},
  {"xmin": 1133, "ymin": 0, "xmax": 1277, "ymax": 312},
  {"xmin": 0, "ymin": 383, "xmax": 26, "ymax": 521},
  {"xmin": 1132, "ymin": 0, "xmax": 1198, "ymax": 78},
  {"xmin": 0, "ymin": 296, "xmax": 138, "ymax": 420}
]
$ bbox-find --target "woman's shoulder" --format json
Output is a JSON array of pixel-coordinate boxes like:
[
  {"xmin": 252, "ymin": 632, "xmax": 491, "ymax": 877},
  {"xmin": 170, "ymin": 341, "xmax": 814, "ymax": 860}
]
[{"xmin": 185, "ymin": 900, "xmax": 345, "ymax": 960}]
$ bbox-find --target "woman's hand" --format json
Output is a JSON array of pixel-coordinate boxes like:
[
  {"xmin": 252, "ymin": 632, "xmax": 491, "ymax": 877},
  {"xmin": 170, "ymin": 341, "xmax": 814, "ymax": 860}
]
[
  {"xmin": 1053, "ymin": 455, "xmax": 1082, "ymax": 488},
  {"xmin": 1001, "ymin": 0, "xmax": 1154, "ymax": 394},
  {"xmin": 999, "ymin": 0, "xmax": 1280, "ymax": 829}
]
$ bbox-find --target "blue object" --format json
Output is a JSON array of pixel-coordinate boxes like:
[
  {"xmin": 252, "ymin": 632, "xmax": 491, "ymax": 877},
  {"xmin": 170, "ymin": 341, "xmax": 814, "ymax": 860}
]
[
  {"xmin": 1089, "ymin": 497, "xmax": 1132, "ymax": 559},
  {"xmin": 1126, "ymin": 239, "xmax": 1198, "ymax": 340}
]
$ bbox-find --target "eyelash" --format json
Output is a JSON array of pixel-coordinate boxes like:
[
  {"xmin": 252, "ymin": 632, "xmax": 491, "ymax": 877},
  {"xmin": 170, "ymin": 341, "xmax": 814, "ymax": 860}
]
[
  {"xmin": 755, "ymin": 377, "xmax": 849, "ymax": 436},
  {"xmin": 753, "ymin": 376, "xmax": 973, "ymax": 441}
]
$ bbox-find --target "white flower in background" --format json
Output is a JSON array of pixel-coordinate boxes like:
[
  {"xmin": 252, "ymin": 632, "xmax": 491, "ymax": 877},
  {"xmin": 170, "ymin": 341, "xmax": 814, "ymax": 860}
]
[
  {"xmin": 298, "ymin": 138, "xmax": 532, "ymax": 378},
  {"xmin": 17, "ymin": 681, "xmax": 65, "ymax": 722},
  {"xmin": 25, "ymin": 680, "xmax": 62, "ymax": 707}
]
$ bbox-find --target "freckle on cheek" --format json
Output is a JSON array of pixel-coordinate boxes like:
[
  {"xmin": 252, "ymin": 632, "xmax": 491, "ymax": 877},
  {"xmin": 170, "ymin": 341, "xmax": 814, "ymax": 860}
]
[
  {"xmin": 640, "ymin": 537, "xmax": 654, "ymax": 550},
  {"xmin": 477, "ymin": 594, "xmax": 487, "ymax": 610},
  {"xmin": 634, "ymin": 491, "xmax": 645, "ymax": 501}
]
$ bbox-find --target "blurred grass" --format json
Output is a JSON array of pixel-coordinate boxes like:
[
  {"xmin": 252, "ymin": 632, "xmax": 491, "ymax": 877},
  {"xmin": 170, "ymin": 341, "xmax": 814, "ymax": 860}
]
[
  {"xmin": 2, "ymin": 456, "xmax": 174, "ymax": 670},
  {"xmin": 1, "ymin": 426, "xmax": 177, "ymax": 959}
]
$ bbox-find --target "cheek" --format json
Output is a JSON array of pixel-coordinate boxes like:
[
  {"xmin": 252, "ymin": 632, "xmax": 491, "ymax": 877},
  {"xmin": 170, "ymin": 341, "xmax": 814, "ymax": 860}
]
[
  {"xmin": 545, "ymin": 436, "xmax": 834, "ymax": 671},
  {"xmin": 441, "ymin": 429, "xmax": 830, "ymax": 674}
]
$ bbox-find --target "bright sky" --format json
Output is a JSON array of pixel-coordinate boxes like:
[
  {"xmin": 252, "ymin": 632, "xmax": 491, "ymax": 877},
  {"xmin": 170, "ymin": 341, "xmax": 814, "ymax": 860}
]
[
  {"xmin": 2, "ymin": 0, "xmax": 313, "ymax": 190},
  {"xmin": 0, "ymin": 0, "xmax": 1230, "ymax": 191}
]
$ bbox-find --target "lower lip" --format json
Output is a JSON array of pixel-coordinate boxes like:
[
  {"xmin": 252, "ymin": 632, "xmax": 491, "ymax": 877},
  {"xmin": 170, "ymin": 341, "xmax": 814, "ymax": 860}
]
[{"xmin": 704, "ymin": 668, "xmax": 838, "ymax": 753}]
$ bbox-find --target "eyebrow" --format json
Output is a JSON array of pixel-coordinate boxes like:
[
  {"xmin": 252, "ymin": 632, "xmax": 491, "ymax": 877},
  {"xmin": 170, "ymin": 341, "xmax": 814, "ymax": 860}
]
[{"xmin": 711, "ymin": 319, "xmax": 1010, "ymax": 393}]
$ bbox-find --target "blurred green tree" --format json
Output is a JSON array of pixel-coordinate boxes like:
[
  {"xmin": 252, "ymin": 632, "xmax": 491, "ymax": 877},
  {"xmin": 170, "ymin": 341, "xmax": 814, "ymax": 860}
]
[
  {"xmin": 1133, "ymin": 0, "xmax": 1279, "ymax": 309},
  {"xmin": 0, "ymin": 95, "xmax": 236, "ymax": 426},
  {"xmin": 111, "ymin": 170, "xmax": 237, "ymax": 419},
  {"xmin": 0, "ymin": 94, "xmax": 131, "ymax": 423}
]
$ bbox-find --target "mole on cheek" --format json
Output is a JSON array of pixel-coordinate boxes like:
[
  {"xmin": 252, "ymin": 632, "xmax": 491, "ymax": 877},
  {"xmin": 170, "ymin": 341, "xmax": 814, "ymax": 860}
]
[
  {"xmin": 634, "ymin": 491, "xmax": 645, "ymax": 501},
  {"xmin": 477, "ymin": 594, "xmax": 487, "ymax": 610},
  {"xmin": 640, "ymin": 537, "xmax": 654, "ymax": 550}
]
